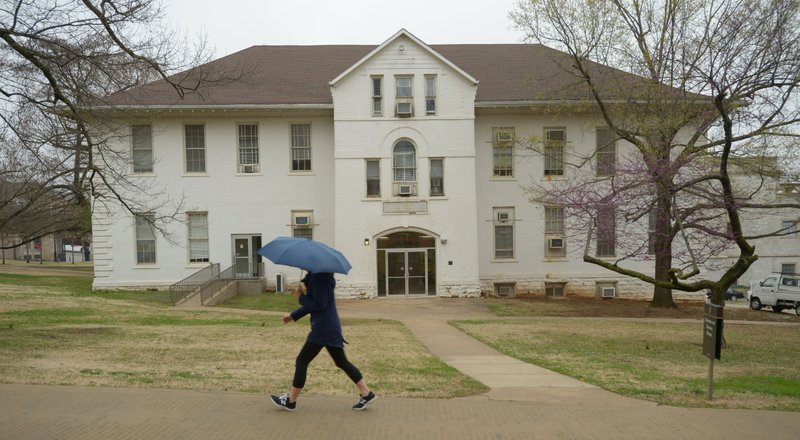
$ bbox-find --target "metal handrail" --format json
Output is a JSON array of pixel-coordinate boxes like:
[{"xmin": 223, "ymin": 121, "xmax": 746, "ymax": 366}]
[
  {"xmin": 198, "ymin": 261, "xmax": 265, "ymax": 305},
  {"xmin": 169, "ymin": 263, "xmax": 219, "ymax": 304}
]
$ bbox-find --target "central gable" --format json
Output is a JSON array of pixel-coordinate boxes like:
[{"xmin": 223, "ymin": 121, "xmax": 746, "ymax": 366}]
[{"xmin": 330, "ymin": 29, "xmax": 478, "ymax": 88}]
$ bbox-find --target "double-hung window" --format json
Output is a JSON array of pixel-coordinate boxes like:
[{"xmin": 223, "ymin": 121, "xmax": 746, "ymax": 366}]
[
  {"xmin": 492, "ymin": 128, "xmax": 514, "ymax": 177},
  {"xmin": 187, "ymin": 212, "xmax": 209, "ymax": 263},
  {"xmin": 430, "ymin": 158, "xmax": 444, "ymax": 196},
  {"xmin": 366, "ymin": 159, "xmax": 381, "ymax": 197},
  {"xmin": 596, "ymin": 128, "xmax": 616, "ymax": 177},
  {"xmin": 184, "ymin": 124, "xmax": 206, "ymax": 173},
  {"xmin": 291, "ymin": 124, "xmax": 311, "ymax": 172},
  {"xmin": 425, "ymin": 75, "xmax": 436, "ymax": 115},
  {"xmin": 372, "ymin": 76, "xmax": 383, "ymax": 116},
  {"xmin": 131, "ymin": 125, "xmax": 153, "ymax": 173},
  {"xmin": 395, "ymin": 76, "xmax": 413, "ymax": 117},
  {"xmin": 238, "ymin": 124, "xmax": 260, "ymax": 173},
  {"xmin": 493, "ymin": 207, "xmax": 514, "ymax": 259},
  {"xmin": 648, "ymin": 209, "xmax": 658, "ymax": 255},
  {"xmin": 135, "ymin": 213, "xmax": 156, "ymax": 264},
  {"xmin": 596, "ymin": 205, "xmax": 616, "ymax": 257},
  {"xmin": 544, "ymin": 128, "xmax": 565, "ymax": 176},
  {"xmin": 291, "ymin": 211, "xmax": 313, "ymax": 239},
  {"xmin": 545, "ymin": 206, "xmax": 566, "ymax": 258}
]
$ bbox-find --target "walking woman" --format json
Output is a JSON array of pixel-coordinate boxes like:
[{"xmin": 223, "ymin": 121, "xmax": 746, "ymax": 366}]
[{"xmin": 270, "ymin": 271, "xmax": 376, "ymax": 411}]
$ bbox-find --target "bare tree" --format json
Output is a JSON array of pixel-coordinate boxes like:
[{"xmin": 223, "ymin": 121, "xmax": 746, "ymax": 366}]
[
  {"xmin": 511, "ymin": 0, "xmax": 800, "ymax": 307},
  {"xmin": 0, "ymin": 0, "xmax": 213, "ymax": 247}
]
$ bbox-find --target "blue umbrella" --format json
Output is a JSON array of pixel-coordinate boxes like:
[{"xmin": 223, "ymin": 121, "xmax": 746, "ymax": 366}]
[{"xmin": 257, "ymin": 236, "xmax": 352, "ymax": 274}]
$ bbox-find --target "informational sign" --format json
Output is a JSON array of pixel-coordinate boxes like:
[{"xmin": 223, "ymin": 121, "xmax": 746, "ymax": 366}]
[{"xmin": 703, "ymin": 303, "xmax": 723, "ymax": 360}]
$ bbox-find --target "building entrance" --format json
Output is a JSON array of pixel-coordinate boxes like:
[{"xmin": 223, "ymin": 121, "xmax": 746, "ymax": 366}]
[{"xmin": 377, "ymin": 231, "xmax": 436, "ymax": 296}]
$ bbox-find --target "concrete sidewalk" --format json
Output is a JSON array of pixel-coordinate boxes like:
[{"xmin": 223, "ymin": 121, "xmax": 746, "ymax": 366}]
[{"xmin": 2, "ymin": 297, "xmax": 798, "ymax": 439}]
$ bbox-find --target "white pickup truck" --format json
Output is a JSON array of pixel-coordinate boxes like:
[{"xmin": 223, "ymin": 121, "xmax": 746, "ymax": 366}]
[{"xmin": 748, "ymin": 274, "xmax": 800, "ymax": 316}]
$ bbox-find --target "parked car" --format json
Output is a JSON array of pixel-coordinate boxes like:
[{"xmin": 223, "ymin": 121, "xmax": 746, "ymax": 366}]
[{"xmin": 705, "ymin": 286, "xmax": 746, "ymax": 301}]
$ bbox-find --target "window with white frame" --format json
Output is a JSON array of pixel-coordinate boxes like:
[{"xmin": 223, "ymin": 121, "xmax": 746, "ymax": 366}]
[
  {"xmin": 366, "ymin": 159, "xmax": 380, "ymax": 197},
  {"xmin": 781, "ymin": 263, "xmax": 796, "ymax": 275},
  {"xmin": 184, "ymin": 124, "xmax": 206, "ymax": 173},
  {"xmin": 291, "ymin": 124, "xmax": 311, "ymax": 172},
  {"xmin": 545, "ymin": 206, "xmax": 566, "ymax": 258},
  {"xmin": 131, "ymin": 125, "xmax": 153, "ymax": 173},
  {"xmin": 395, "ymin": 76, "xmax": 413, "ymax": 117},
  {"xmin": 291, "ymin": 210, "xmax": 313, "ymax": 239},
  {"xmin": 782, "ymin": 220, "xmax": 798, "ymax": 235},
  {"xmin": 393, "ymin": 140, "xmax": 416, "ymax": 182},
  {"xmin": 596, "ymin": 205, "xmax": 616, "ymax": 257},
  {"xmin": 371, "ymin": 76, "xmax": 383, "ymax": 116},
  {"xmin": 545, "ymin": 282, "xmax": 566, "ymax": 297},
  {"xmin": 187, "ymin": 212, "xmax": 209, "ymax": 263},
  {"xmin": 492, "ymin": 127, "xmax": 514, "ymax": 177},
  {"xmin": 237, "ymin": 124, "xmax": 260, "ymax": 173},
  {"xmin": 494, "ymin": 207, "xmax": 514, "ymax": 259},
  {"xmin": 494, "ymin": 282, "xmax": 516, "ymax": 297},
  {"xmin": 544, "ymin": 128, "xmax": 565, "ymax": 176},
  {"xmin": 135, "ymin": 213, "xmax": 156, "ymax": 264},
  {"xmin": 430, "ymin": 158, "xmax": 444, "ymax": 196},
  {"xmin": 596, "ymin": 127, "xmax": 616, "ymax": 177},
  {"xmin": 425, "ymin": 75, "xmax": 436, "ymax": 115},
  {"xmin": 647, "ymin": 209, "xmax": 658, "ymax": 255}
]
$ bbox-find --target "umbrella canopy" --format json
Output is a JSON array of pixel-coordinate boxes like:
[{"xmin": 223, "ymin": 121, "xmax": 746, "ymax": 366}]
[{"xmin": 257, "ymin": 236, "xmax": 352, "ymax": 274}]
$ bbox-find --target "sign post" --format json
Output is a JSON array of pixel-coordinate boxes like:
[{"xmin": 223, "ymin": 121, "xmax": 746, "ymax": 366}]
[{"xmin": 703, "ymin": 303, "xmax": 723, "ymax": 400}]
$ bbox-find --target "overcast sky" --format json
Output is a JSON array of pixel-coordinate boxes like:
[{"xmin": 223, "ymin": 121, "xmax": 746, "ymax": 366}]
[{"xmin": 165, "ymin": 0, "xmax": 526, "ymax": 57}]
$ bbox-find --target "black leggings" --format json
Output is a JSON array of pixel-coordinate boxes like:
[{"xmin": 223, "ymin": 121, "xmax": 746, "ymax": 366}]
[{"xmin": 292, "ymin": 341, "xmax": 363, "ymax": 389}]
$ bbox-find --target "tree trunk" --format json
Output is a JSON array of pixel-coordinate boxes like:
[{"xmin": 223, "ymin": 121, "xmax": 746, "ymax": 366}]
[{"xmin": 651, "ymin": 183, "xmax": 676, "ymax": 308}]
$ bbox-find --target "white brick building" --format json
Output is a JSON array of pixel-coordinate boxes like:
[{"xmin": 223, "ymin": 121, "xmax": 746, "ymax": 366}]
[{"xmin": 92, "ymin": 30, "xmax": 798, "ymax": 298}]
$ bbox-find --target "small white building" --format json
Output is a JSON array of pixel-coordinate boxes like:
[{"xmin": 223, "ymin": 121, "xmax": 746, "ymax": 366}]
[{"xmin": 91, "ymin": 30, "xmax": 798, "ymax": 298}]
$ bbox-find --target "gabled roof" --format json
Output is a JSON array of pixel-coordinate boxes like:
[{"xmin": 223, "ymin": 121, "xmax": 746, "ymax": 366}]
[
  {"xmin": 103, "ymin": 36, "xmax": 681, "ymax": 108},
  {"xmin": 329, "ymin": 29, "xmax": 478, "ymax": 87}
]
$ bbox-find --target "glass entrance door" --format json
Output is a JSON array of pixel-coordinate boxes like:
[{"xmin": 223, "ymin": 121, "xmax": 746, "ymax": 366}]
[
  {"xmin": 386, "ymin": 250, "xmax": 428, "ymax": 295},
  {"xmin": 232, "ymin": 235, "xmax": 262, "ymax": 277}
]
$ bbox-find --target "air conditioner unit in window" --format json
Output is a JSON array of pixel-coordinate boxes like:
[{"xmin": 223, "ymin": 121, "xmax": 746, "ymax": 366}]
[
  {"xmin": 496, "ymin": 132, "xmax": 513, "ymax": 142},
  {"xmin": 396, "ymin": 101, "xmax": 413, "ymax": 117},
  {"xmin": 601, "ymin": 287, "xmax": 616, "ymax": 298},
  {"xmin": 547, "ymin": 237, "xmax": 564, "ymax": 249},
  {"xmin": 497, "ymin": 212, "xmax": 511, "ymax": 222},
  {"xmin": 398, "ymin": 184, "xmax": 414, "ymax": 196},
  {"xmin": 293, "ymin": 214, "xmax": 310, "ymax": 226},
  {"xmin": 241, "ymin": 164, "xmax": 257, "ymax": 174}
]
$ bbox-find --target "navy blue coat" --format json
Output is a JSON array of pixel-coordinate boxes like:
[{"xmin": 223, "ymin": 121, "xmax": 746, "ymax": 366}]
[{"xmin": 289, "ymin": 272, "xmax": 344, "ymax": 348}]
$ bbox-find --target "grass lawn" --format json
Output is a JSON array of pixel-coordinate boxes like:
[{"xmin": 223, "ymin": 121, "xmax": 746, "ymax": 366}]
[
  {"xmin": 0, "ymin": 273, "xmax": 485, "ymax": 398},
  {"xmin": 452, "ymin": 318, "xmax": 800, "ymax": 411}
]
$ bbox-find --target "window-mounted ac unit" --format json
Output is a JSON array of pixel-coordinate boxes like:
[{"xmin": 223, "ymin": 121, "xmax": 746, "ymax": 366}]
[
  {"xmin": 241, "ymin": 164, "xmax": 258, "ymax": 174},
  {"xmin": 398, "ymin": 184, "xmax": 414, "ymax": 196},
  {"xmin": 547, "ymin": 237, "xmax": 564, "ymax": 249},
  {"xmin": 396, "ymin": 101, "xmax": 413, "ymax": 117},
  {"xmin": 293, "ymin": 214, "xmax": 311, "ymax": 226},
  {"xmin": 496, "ymin": 132, "xmax": 513, "ymax": 142},
  {"xmin": 497, "ymin": 212, "xmax": 511, "ymax": 222},
  {"xmin": 601, "ymin": 287, "xmax": 616, "ymax": 298}
]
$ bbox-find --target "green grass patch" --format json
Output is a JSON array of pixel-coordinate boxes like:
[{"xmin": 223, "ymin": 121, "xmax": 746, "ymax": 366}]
[
  {"xmin": 452, "ymin": 319, "xmax": 800, "ymax": 411},
  {"xmin": 0, "ymin": 272, "xmax": 484, "ymax": 399},
  {"xmin": 214, "ymin": 292, "xmax": 299, "ymax": 312}
]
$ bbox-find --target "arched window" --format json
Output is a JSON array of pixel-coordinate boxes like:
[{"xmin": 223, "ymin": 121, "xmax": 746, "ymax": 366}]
[{"xmin": 393, "ymin": 140, "xmax": 416, "ymax": 182}]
